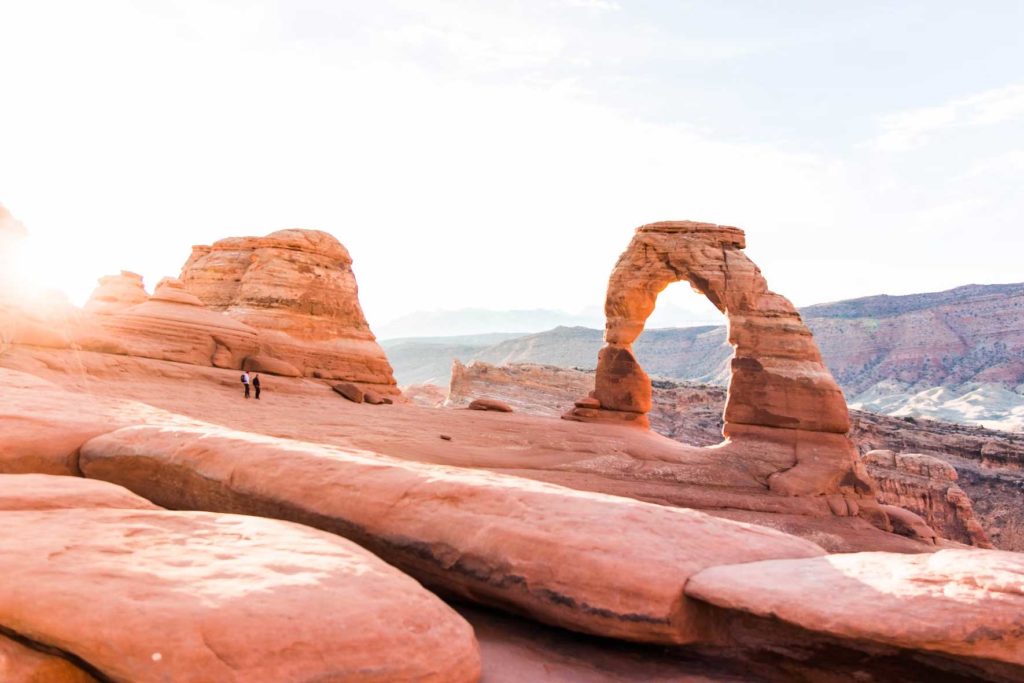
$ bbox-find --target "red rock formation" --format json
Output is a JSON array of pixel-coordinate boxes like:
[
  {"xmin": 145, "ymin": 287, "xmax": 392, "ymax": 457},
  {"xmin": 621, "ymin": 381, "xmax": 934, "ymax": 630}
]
[
  {"xmin": 76, "ymin": 278, "xmax": 261, "ymax": 369},
  {"xmin": 863, "ymin": 450, "xmax": 991, "ymax": 547},
  {"xmin": 0, "ymin": 487, "xmax": 480, "ymax": 681},
  {"xmin": 566, "ymin": 221, "xmax": 865, "ymax": 498},
  {"xmin": 83, "ymin": 271, "xmax": 148, "ymax": 315},
  {"xmin": 450, "ymin": 361, "xmax": 997, "ymax": 546},
  {"xmin": 685, "ymin": 549, "xmax": 1024, "ymax": 676},
  {"xmin": 180, "ymin": 229, "xmax": 397, "ymax": 391},
  {"xmin": 0, "ymin": 632, "xmax": 98, "ymax": 683},
  {"xmin": 80, "ymin": 423, "xmax": 826, "ymax": 646},
  {"xmin": 0, "ymin": 474, "xmax": 159, "ymax": 511}
]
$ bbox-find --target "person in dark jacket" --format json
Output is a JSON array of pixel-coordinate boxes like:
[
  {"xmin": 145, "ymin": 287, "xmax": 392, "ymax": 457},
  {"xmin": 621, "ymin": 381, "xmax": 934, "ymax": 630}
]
[{"xmin": 252, "ymin": 373, "xmax": 261, "ymax": 400}]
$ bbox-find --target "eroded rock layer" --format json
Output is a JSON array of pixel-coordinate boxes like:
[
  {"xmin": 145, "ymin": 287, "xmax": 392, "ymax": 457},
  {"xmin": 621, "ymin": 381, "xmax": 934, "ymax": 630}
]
[
  {"xmin": 686, "ymin": 549, "xmax": 1024, "ymax": 676},
  {"xmin": 180, "ymin": 229, "xmax": 397, "ymax": 389},
  {"xmin": 80, "ymin": 423, "xmax": 827, "ymax": 646}
]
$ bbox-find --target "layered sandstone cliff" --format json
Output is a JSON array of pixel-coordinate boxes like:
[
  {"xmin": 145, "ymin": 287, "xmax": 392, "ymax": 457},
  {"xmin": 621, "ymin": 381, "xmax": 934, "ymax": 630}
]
[{"xmin": 179, "ymin": 229, "xmax": 396, "ymax": 390}]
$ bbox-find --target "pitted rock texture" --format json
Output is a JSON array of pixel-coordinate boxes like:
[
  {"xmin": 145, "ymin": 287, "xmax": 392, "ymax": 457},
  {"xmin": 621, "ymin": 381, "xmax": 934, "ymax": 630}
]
[
  {"xmin": 566, "ymin": 221, "xmax": 863, "ymax": 497},
  {"xmin": 80, "ymin": 423, "xmax": 827, "ymax": 646},
  {"xmin": 685, "ymin": 549, "xmax": 1024, "ymax": 674},
  {"xmin": 0, "ymin": 506, "xmax": 481, "ymax": 682},
  {"xmin": 83, "ymin": 271, "xmax": 148, "ymax": 315},
  {"xmin": 180, "ymin": 229, "xmax": 397, "ymax": 389}
]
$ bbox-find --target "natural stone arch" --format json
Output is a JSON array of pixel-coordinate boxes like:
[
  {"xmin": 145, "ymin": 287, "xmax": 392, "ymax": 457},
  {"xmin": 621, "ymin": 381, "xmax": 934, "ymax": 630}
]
[{"xmin": 566, "ymin": 221, "xmax": 861, "ymax": 496}]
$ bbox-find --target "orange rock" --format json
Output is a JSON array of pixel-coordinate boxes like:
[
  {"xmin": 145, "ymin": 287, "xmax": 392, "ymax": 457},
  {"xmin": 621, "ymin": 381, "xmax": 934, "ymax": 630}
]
[
  {"xmin": 76, "ymin": 278, "xmax": 261, "ymax": 369},
  {"xmin": 685, "ymin": 549, "xmax": 1024, "ymax": 674},
  {"xmin": 0, "ymin": 507, "xmax": 481, "ymax": 682},
  {"xmin": 241, "ymin": 354, "xmax": 301, "ymax": 377},
  {"xmin": 180, "ymin": 229, "xmax": 398, "ymax": 391},
  {"xmin": 0, "ymin": 474, "xmax": 158, "ymax": 511},
  {"xmin": 0, "ymin": 632, "xmax": 98, "ymax": 683},
  {"xmin": 83, "ymin": 271, "xmax": 148, "ymax": 315},
  {"xmin": 467, "ymin": 398, "xmax": 514, "ymax": 412},
  {"xmin": 566, "ymin": 220, "xmax": 864, "ymax": 497},
  {"xmin": 80, "ymin": 424, "xmax": 827, "ymax": 645},
  {"xmin": 332, "ymin": 382, "xmax": 364, "ymax": 403}
]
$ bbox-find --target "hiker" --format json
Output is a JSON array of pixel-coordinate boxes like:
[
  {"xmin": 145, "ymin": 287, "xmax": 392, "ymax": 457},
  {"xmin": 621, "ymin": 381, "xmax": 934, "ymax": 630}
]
[
  {"xmin": 241, "ymin": 371, "xmax": 251, "ymax": 399},
  {"xmin": 252, "ymin": 372, "xmax": 261, "ymax": 400}
]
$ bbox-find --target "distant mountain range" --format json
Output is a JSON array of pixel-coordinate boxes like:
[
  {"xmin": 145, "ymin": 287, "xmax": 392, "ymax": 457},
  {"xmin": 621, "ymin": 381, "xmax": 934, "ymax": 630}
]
[{"xmin": 381, "ymin": 282, "xmax": 1024, "ymax": 432}]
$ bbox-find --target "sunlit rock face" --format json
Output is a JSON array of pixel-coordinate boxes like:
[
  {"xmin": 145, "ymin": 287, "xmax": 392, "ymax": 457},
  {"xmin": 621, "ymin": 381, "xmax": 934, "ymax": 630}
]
[
  {"xmin": 180, "ymin": 229, "xmax": 397, "ymax": 390},
  {"xmin": 84, "ymin": 271, "xmax": 149, "ymax": 315},
  {"xmin": 566, "ymin": 220, "xmax": 866, "ymax": 497}
]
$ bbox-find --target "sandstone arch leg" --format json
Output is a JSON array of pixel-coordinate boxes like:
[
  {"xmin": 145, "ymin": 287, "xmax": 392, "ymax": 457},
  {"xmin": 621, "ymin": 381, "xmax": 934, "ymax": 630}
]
[{"xmin": 564, "ymin": 221, "xmax": 873, "ymax": 497}]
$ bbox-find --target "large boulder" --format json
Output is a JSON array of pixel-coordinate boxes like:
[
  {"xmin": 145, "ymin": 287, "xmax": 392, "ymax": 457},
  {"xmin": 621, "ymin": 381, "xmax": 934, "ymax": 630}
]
[
  {"xmin": 0, "ymin": 507, "xmax": 480, "ymax": 682},
  {"xmin": 180, "ymin": 229, "xmax": 398, "ymax": 391},
  {"xmin": 685, "ymin": 549, "xmax": 1024, "ymax": 674},
  {"xmin": 80, "ymin": 424, "xmax": 826, "ymax": 645}
]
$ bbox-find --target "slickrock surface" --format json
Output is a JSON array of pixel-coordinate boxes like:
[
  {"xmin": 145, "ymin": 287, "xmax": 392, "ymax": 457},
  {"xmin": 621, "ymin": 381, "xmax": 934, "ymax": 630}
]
[
  {"xmin": 1, "ymin": 507, "xmax": 480, "ymax": 682},
  {"xmin": 1, "ymin": 346, "xmax": 930, "ymax": 554},
  {"xmin": 566, "ymin": 221, "xmax": 864, "ymax": 498},
  {"xmin": 863, "ymin": 450, "xmax": 991, "ymax": 548},
  {"xmin": 685, "ymin": 549, "xmax": 1024, "ymax": 673},
  {"xmin": 80, "ymin": 423, "xmax": 827, "ymax": 645},
  {"xmin": 83, "ymin": 271, "xmax": 149, "ymax": 315},
  {"xmin": 449, "ymin": 361, "xmax": 726, "ymax": 447},
  {"xmin": 450, "ymin": 361, "xmax": 1002, "ymax": 548},
  {"xmin": 180, "ymin": 229, "xmax": 397, "ymax": 389},
  {"xmin": 0, "ymin": 633, "xmax": 98, "ymax": 683},
  {"xmin": 0, "ymin": 474, "xmax": 158, "ymax": 511},
  {"xmin": 0, "ymin": 366, "xmax": 200, "ymax": 476}
]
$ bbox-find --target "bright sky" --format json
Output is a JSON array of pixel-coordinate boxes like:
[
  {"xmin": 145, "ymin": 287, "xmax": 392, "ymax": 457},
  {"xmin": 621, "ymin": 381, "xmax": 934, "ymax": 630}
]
[{"xmin": 2, "ymin": 1, "xmax": 1022, "ymax": 330}]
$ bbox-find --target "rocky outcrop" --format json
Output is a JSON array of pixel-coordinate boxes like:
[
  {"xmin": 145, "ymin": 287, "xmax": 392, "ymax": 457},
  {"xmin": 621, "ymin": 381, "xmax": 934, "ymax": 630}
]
[
  {"xmin": 565, "ymin": 221, "xmax": 864, "ymax": 498},
  {"xmin": 685, "ymin": 549, "xmax": 1024, "ymax": 676},
  {"xmin": 180, "ymin": 229, "xmax": 397, "ymax": 391},
  {"xmin": 863, "ymin": 450, "xmax": 991, "ymax": 548},
  {"xmin": 448, "ymin": 361, "xmax": 999, "ymax": 546},
  {"xmin": 83, "ymin": 271, "xmax": 148, "ymax": 315},
  {"xmin": 80, "ymin": 423, "xmax": 827, "ymax": 646},
  {"xmin": 1, "ymin": 504, "xmax": 480, "ymax": 681},
  {"xmin": 450, "ymin": 361, "xmax": 726, "ymax": 446},
  {"xmin": 76, "ymin": 278, "xmax": 262, "ymax": 369}
]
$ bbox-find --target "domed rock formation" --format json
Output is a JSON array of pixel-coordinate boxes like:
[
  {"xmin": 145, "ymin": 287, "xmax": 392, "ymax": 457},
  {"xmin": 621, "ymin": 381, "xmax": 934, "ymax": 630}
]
[
  {"xmin": 179, "ymin": 229, "xmax": 397, "ymax": 392},
  {"xmin": 566, "ymin": 221, "xmax": 867, "ymax": 498},
  {"xmin": 84, "ymin": 271, "xmax": 149, "ymax": 315}
]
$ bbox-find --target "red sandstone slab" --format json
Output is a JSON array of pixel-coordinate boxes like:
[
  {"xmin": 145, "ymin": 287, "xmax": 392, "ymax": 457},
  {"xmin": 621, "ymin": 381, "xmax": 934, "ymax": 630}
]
[
  {"xmin": 80, "ymin": 424, "xmax": 826, "ymax": 645},
  {"xmin": 685, "ymin": 549, "xmax": 1024, "ymax": 671},
  {"xmin": 1, "ymin": 508, "xmax": 480, "ymax": 682}
]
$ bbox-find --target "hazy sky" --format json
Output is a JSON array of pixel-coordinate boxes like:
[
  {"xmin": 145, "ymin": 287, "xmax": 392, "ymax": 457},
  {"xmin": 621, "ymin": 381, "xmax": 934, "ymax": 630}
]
[{"xmin": 2, "ymin": 1, "xmax": 1022, "ymax": 330}]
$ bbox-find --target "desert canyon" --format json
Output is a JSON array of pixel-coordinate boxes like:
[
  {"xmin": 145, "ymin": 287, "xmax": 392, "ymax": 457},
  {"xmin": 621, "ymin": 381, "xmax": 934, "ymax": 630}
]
[{"xmin": 1, "ymin": 206, "xmax": 1023, "ymax": 682}]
